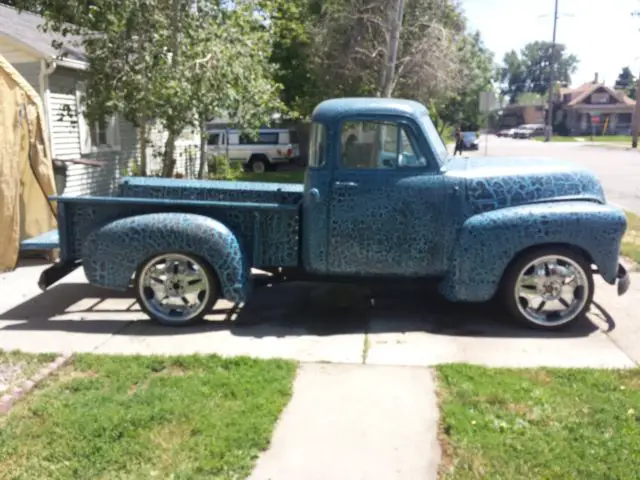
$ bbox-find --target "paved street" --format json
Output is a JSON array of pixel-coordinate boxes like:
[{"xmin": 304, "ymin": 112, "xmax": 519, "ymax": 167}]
[{"xmin": 470, "ymin": 136, "xmax": 640, "ymax": 214}]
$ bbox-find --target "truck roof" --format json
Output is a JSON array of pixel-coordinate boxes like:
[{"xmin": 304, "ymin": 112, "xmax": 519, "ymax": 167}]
[{"xmin": 311, "ymin": 97, "xmax": 427, "ymax": 123}]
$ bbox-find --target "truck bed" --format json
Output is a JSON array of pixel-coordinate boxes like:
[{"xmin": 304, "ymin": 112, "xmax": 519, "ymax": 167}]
[{"xmin": 21, "ymin": 177, "xmax": 303, "ymax": 269}]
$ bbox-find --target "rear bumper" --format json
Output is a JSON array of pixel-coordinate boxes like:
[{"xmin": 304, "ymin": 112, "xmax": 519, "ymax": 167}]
[{"xmin": 617, "ymin": 263, "xmax": 631, "ymax": 296}]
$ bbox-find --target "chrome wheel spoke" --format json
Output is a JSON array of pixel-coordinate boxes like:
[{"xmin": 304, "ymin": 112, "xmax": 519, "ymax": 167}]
[
  {"xmin": 514, "ymin": 254, "xmax": 590, "ymax": 327},
  {"xmin": 138, "ymin": 253, "xmax": 212, "ymax": 324}
]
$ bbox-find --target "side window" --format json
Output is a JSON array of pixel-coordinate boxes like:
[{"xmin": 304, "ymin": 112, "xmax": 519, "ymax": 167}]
[
  {"xmin": 239, "ymin": 131, "xmax": 280, "ymax": 145},
  {"xmin": 340, "ymin": 120, "xmax": 426, "ymax": 169},
  {"xmin": 308, "ymin": 122, "xmax": 326, "ymax": 168},
  {"xmin": 258, "ymin": 132, "xmax": 279, "ymax": 144},
  {"xmin": 207, "ymin": 133, "xmax": 220, "ymax": 146}
]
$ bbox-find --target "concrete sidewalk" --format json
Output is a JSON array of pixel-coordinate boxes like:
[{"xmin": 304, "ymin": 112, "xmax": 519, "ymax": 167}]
[{"xmin": 247, "ymin": 363, "xmax": 440, "ymax": 480}]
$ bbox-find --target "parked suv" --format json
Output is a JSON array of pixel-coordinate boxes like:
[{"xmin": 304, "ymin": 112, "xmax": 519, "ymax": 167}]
[{"xmin": 206, "ymin": 128, "xmax": 300, "ymax": 173}]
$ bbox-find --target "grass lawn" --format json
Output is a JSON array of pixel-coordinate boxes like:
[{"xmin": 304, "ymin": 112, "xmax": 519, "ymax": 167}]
[
  {"xmin": 622, "ymin": 211, "xmax": 640, "ymax": 265},
  {"xmin": 437, "ymin": 364, "xmax": 640, "ymax": 479},
  {"xmin": 532, "ymin": 135, "xmax": 578, "ymax": 142},
  {"xmin": 0, "ymin": 354, "xmax": 296, "ymax": 479},
  {"xmin": 239, "ymin": 169, "xmax": 305, "ymax": 183},
  {"xmin": 533, "ymin": 135, "xmax": 633, "ymax": 143}
]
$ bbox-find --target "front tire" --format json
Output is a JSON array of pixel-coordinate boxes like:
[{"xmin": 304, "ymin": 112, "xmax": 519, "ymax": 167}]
[
  {"xmin": 135, "ymin": 252, "xmax": 219, "ymax": 326},
  {"xmin": 500, "ymin": 247, "xmax": 594, "ymax": 330}
]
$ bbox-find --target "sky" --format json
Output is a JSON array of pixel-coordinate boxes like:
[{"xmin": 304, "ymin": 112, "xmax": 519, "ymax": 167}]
[{"xmin": 460, "ymin": 0, "xmax": 640, "ymax": 87}]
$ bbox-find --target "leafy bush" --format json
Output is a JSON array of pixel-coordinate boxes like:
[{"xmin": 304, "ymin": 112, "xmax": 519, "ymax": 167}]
[{"xmin": 208, "ymin": 154, "xmax": 244, "ymax": 180}]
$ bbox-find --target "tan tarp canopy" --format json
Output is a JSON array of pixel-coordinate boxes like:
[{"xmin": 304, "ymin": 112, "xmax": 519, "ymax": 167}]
[{"xmin": 0, "ymin": 53, "xmax": 57, "ymax": 272}]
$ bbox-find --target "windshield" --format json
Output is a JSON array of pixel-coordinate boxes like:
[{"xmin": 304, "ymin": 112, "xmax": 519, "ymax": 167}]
[
  {"xmin": 462, "ymin": 132, "xmax": 477, "ymax": 140},
  {"xmin": 419, "ymin": 111, "xmax": 448, "ymax": 166}
]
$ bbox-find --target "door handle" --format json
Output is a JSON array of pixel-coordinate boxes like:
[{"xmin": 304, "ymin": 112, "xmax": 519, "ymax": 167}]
[{"xmin": 334, "ymin": 181, "xmax": 358, "ymax": 188}]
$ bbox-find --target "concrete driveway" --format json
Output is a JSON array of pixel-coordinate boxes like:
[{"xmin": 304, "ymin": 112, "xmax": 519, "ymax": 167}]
[{"xmin": 1, "ymin": 259, "xmax": 638, "ymax": 368}]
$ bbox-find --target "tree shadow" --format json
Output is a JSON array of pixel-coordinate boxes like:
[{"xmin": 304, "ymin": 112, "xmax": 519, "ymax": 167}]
[{"xmin": 0, "ymin": 280, "xmax": 609, "ymax": 339}]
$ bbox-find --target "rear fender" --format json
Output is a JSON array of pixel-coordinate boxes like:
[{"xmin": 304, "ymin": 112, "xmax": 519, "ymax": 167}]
[
  {"xmin": 81, "ymin": 212, "xmax": 249, "ymax": 303},
  {"xmin": 439, "ymin": 201, "xmax": 627, "ymax": 302}
]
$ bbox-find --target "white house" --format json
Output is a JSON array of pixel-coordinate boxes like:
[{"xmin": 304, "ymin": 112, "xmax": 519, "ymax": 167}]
[{"xmin": 0, "ymin": 3, "xmax": 200, "ymax": 195}]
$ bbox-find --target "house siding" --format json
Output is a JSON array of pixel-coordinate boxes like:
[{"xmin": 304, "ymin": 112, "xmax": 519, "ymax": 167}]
[{"xmin": 48, "ymin": 66, "xmax": 140, "ymax": 196}]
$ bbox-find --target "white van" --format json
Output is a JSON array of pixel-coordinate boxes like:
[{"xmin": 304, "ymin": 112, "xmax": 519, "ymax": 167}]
[{"xmin": 206, "ymin": 128, "xmax": 300, "ymax": 173}]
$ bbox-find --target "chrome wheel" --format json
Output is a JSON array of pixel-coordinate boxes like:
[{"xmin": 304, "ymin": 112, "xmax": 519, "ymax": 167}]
[
  {"xmin": 137, "ymin": 253, "xmax": 214, "ymax": 325},
  {"xmin": 514, "ymin": 254, "xmax": 590, "ymax": 327}
]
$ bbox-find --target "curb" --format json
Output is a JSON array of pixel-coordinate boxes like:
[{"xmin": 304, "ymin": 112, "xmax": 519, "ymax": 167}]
[{"xmin": 0, "ymin": 352, "xmax": 73, "ymax": 415}]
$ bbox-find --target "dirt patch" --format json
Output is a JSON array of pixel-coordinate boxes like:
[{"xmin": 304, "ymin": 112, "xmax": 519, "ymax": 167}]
[
  {"xmin": 128, "ymin": 365, "xmax": 189, "ymax": 396},
  {"xmin": 521, "ymin": 370, "xmax": 553, "ymax": 386},
  {"xmin": 0, "ymin": 351, "xmax": 56, "ymax": 394}
]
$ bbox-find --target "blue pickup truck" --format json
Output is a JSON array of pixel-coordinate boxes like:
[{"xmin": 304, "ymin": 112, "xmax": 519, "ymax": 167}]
[{"xmin": 22, "ymin": 97, "xmax": 630, "ymax": 331}]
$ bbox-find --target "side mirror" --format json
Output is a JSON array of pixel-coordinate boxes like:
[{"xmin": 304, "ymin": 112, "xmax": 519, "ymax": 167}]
[{"xmin": 382, "ymin": 157, "xmax": 394, "ymax": 168}]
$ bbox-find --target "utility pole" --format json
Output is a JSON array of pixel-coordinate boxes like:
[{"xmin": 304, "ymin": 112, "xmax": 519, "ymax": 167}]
[
  {"xmin": 544, "ymin": 0, "xmax": 559, "ymax": 142},
  {"xmin": 632, "ymin": 73, "xmax": 640, "ymax": 148},
  {"xmin": 379, "ymin": 0, "xmax": 405, "ymax": 97}
]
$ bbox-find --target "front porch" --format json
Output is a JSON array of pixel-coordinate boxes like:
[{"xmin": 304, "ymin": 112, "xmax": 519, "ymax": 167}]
[{"xmin": 563, "ymin": 105, "xmax": 634, "ymax": 136}]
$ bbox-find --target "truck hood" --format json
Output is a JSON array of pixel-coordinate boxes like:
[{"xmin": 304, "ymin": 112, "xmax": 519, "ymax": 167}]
[{"xmin": 443, "ymin": 156, "xmax": 606, "ymax": 214}]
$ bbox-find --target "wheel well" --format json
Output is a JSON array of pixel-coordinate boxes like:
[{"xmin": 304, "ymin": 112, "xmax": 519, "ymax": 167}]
[{"xmin": 249, "ymin": 154, "xmax": 269, "ymax": 163}]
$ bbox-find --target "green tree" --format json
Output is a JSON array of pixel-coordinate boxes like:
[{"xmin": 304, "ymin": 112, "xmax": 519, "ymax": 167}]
[
  {"xmin": 499, "ymin": 41, "xmax": 578, "ymax": 103},
  {"xmin": 261, "ymin": 0, "xmax": 321, "ymax": 117},
  {"xmin": 188, "ymin": 0, "xmax": 285, "ymax": 178},
  {"xmin": 13, "ymin": 0, "xmax": 284, "ymax": 177},
  {"xmin": 302, "ymin": 0, "xmax": 468, "ymax": 107},
  {"xmin": 436, "ymin": 30, "xmax": 496, "ymax": 131},
  {"xmin": 615, "ymin": 66, "xmax": 637, "ymax": 99}
]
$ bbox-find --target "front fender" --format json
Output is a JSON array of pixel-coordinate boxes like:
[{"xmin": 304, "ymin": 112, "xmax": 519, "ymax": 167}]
[
  {"xmin": 81, "ymin": 212, "xmax": 250, "ymax": 303},
  {"xmin": 440, "ymin": 201, "xmax": 627, "ymax": 302}
]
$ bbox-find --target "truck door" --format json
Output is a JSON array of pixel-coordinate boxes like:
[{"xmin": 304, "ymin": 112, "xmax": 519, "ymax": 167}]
[{"xmin": 326, "ymin": 117, "xmax": 447, "ymax": 276}]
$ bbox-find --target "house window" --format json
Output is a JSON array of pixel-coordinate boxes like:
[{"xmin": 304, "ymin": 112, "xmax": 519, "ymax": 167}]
[
  {"xmin": 75, "ymin": 82, "xmax": 120, "ymax": 154},
  {"xmin": 590, "ymin": 92, "xmax": 610, "ymax": 104}
]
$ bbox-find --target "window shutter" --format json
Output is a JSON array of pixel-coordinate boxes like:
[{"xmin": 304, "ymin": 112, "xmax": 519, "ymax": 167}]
[{"xmin": 75, "ymin": 82, "xmax": 92, "ymax": 154}]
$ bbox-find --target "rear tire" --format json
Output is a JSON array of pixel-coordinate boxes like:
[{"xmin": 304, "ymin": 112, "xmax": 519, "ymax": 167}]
[
  {"xmin": 500, "ymin": 247, "xmax": 594, "ymax": 331},
  {"xmin": 248, "ymin": 155, "xmax": 269, "ymax": 174},
  {"xmin": 135, "ymin": 252, "xmax": 219, "ymax": 327}
]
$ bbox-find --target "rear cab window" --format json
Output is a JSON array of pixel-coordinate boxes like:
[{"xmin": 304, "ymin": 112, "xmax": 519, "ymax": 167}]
[{"xmin": 309, "ymin": 122, "xmax": 326, "ymax": 168}]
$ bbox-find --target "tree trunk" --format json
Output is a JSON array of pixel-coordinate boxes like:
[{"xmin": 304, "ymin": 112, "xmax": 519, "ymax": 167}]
[
  {"xmin": 161, "ymin": 133, "xmax": 177, "ymax": 177},
  {"xmin": 160, "ymin": 0, "xmax": 183, "ymax": 176},
  {"xmin": 378, "ymin": 0, "xmax": 405, "ymax": 98},
  {"xmin": 139, "ymin": 122, "xmax": 148, "ymax": 176},
  {"xmin": 197, "ymin": 117, "xmax": 207, "ymax": 179}
]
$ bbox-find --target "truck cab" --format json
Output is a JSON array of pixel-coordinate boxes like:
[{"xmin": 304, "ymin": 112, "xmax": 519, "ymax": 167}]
[{"xmin": 301, "ymin": 98, "xmax": 452, "ymax": 278}]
